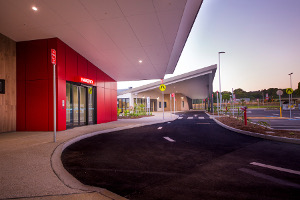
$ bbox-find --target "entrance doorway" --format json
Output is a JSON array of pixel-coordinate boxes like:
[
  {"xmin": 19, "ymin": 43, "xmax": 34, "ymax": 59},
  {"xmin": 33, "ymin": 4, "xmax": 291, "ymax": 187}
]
[{"xmin": 66, "ymin": 82, "xmax": 96, "ymax": 128}]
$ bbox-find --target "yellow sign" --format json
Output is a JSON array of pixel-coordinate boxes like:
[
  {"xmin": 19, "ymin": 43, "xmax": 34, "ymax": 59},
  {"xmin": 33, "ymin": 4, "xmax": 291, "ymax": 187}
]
[
  {"xmin": 159, "ymin": 84, "xmax": 166, "ymax": 91},
  {"xmin": 286, "ymin": 88, "xmax": 293, "ymax": 94},
  {"xmin": 88, "ymin": 87, "xmax": 93, "ymax": 94}
]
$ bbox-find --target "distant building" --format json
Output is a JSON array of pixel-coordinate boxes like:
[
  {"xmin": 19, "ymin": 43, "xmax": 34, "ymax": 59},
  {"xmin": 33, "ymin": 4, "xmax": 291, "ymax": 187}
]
[{"xmin": 117, "ymin": 65, "xmax": 217, "ymax": 113}]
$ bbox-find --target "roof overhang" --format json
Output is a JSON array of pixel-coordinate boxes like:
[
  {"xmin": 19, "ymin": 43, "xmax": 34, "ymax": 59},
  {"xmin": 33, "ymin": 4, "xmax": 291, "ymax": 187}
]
[
  {"xmin": 118, "ymin": 65, "xmax": 217, "ymax": 99},
  {"xmin": 0, "ymin": 0, "xmax": 203, "ymax": 81}
]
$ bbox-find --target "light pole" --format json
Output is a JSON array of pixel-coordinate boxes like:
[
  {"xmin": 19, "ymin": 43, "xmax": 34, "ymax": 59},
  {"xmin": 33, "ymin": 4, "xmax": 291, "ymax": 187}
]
[
  {"xmin": 288, "ymin": 72, "xmax": 293, "ymax": 118},
  {"xmin": 218, "ymin": 51, "xmax": 225, "ymax": 113}
]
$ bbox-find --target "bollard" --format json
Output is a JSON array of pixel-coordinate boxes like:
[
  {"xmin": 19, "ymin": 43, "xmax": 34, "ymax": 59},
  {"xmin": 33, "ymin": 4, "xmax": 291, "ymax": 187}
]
[{"xmin": 241, "ymin": 107, "xmax": 247, "ymax": 125}]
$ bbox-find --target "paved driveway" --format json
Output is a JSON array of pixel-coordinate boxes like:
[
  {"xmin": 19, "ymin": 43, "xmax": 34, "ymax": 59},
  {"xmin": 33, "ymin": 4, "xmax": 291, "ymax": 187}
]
[{"xmin": 62, "ymin": 111, "xmax": 300, "ymax": 200}]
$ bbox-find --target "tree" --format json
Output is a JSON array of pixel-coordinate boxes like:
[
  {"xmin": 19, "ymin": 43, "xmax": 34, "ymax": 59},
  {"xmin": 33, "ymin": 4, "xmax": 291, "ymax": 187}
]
[{"xmin": 234, "ymin": 88, "xmax": 247, "ymax": 98}]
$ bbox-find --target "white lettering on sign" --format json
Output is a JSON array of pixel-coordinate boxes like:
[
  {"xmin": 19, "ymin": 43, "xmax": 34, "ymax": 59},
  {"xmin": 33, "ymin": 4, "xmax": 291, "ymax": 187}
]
[
  {"xmin": 51, "ymin": 49, "xmax": 56, "ymax": 65},
  {"xmin": 80, "ymin": 77, "xmax": 94, "ymax": 84}
]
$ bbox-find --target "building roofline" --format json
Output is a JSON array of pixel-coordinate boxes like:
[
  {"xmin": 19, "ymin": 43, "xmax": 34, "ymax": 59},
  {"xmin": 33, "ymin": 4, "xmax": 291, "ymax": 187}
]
[{"xmin": 119, "ymin": 64, "xmax": 217, "ymax": 95}]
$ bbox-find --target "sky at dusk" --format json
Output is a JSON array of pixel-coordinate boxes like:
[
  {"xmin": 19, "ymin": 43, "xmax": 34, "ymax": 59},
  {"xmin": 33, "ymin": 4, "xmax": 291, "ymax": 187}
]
[{"xmin": 118, "ymin": 0, "xmax": 300, "ymax": 92}]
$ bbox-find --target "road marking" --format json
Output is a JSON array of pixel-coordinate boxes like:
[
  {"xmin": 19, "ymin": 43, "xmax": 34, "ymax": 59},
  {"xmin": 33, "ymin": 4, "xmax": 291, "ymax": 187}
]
[
  {"xmin": 295, "ymin": 117, "xmax": 300, "ymax": 119},
  {"xmin": 198, "ymin": 117, "xmax": 205, "ymax": 119},
  {"xmin": 187, "ymin": 117, "xmax": 193, "ymax": 119},
  {"xmin": 167, "ymin": 122, "xmax": 171, "ymax": 124},
  {"xmin": 250, "ymin": 162, "xmax": 300, "ymax": 176},
  {"xmin": 164, "ymin": 137, "xmax": 175, "ymax": 142},
  {"xmin": 239, "ymin": 168, "xmax": 300, "ymax": 188},
  {"xmin": 209, "ymin": 117, "xmax": 214, "ymax": 119},
  {"xmin": 271, "ymin": 126, "xmax": 300, "ymax": 128},
  {"xmin": 158, "ymin": 127, "xmax": 163, "ymax": 130},
  {"xmin": 194, "ymin": 115, "xmax": 198, "ymax": 117},
  {"xmin": 178, "ymin": 117, "xmax": 183, "ymax": 119},
  {"xmin": 265, "ymin": 131, "xmax": 275, "ymax": 134}
]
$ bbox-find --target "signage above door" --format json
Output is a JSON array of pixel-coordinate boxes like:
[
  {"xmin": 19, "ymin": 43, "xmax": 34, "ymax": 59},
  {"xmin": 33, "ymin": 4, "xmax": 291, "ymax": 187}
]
[{"xmin": 76, "ymin": 76, "xmax": 94, "ymax": 85}]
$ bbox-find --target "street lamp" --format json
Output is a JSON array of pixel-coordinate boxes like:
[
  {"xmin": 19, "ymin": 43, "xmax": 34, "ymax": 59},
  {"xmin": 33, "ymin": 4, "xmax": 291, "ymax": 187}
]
[
  {"xmin": 218, "ymin": 51, "xmax": 225, "ymax": 113},
  {"xmin": 288, "ymin": 72, "xmax": 293, "ymax": 118}
]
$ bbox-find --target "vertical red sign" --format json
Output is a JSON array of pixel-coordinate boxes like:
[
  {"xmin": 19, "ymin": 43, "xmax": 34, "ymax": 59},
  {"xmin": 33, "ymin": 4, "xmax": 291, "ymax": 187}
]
[{"xmin": 51, "ymin": 49, "xmax": 56, "ymax": 65}]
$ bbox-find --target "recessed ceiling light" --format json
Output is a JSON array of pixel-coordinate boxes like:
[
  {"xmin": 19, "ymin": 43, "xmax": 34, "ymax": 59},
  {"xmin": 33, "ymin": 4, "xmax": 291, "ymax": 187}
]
[
  {"xmin": 138, "ymin": 60, "xmax": 143, "ymax": 63},
  {"xmin": 32, "ymin": 6, "xmax": 38, "ymax": 11}
]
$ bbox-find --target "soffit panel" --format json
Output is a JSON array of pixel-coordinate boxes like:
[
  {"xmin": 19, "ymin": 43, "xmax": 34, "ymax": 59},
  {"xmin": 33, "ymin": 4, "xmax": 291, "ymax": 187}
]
[
  {"xmin": 0, "ymin": 0, "xmax": 202, "ymax": 81},
  {"xmin": 98, "ymin": 18, "xmax": 141, "ymax": 49},
  {"xmin": 80, "ymin": 0, "xmax": 123, "ymax": 20},
  {"xmin": 127, "ymin": 13, "xmax": 165, "ymax": 47}
]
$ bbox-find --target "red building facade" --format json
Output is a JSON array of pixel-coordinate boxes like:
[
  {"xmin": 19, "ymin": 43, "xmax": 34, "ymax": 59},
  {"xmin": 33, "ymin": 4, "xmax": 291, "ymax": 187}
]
[{"xmin": 16, "ymin": 38, "xmax": 117, "ymax": 131}]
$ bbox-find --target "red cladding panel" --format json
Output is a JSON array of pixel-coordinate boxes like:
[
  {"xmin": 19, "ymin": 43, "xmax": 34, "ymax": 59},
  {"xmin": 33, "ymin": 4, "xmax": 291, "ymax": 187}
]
[
  {"xmin": 16, "ymin": 80, "xmax": 26, "ymax": 131},
  {"xmin": 104, "ymin": 74, "xmax": 111, "ymax": 89},
  {"xmin": 48, "ymin": 75, "xmax": 54, "ymax": 131},
  {"xmin": 26, "ymin": 80, "xmax": 49, "ymax": 131},
  {"xmin": 105, "ymin": 88, "xmax": 112, "ymax": 122},
  {"xmin": 111, "ymin": 90, "xmax": 117, "ymax": 121},
  {"xmin": 16, "ymin": 42, "xmax": 26, "ymax": 81},
  {"xmin": 26, "ymin": 40, "xmax": 48, "ymax": 80},
  {"xmin": 77, "ymin": 55, "xmax": 87, "ymax": 78},
  {"xmin": 111, "ymin": 80, "xmax": 117, "ymax": 91},
  {"xmin": 56, "ymin": 39, "xmax": 66, "ymax": 80},
  {"xmin": 96, "ymin": 69, "xmax": 105, "ymax": 88},
  {"xmin": 65, "ymin": 46, "xmax": 78, "ymax": 82},
  {"xmin": 57, "ymin": 79, "xmax": 66, "ymax": 131},
  {"xmin": 87, "ymin": 62, "xmax": 97, "ymax": 81},
  {"xmin": 97, "ymin": 87, "xmax": 105, "ymax": 123}
]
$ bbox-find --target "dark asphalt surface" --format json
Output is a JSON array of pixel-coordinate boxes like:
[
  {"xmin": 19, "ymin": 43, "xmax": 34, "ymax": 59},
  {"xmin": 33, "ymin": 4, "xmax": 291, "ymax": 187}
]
[
  {"xmin": 247, "ymin": 109, "xmax": 300, "ymax": 130},
  {"xmin": 62, "ymin": 111, "xmax": 300, "ymax": 200}
]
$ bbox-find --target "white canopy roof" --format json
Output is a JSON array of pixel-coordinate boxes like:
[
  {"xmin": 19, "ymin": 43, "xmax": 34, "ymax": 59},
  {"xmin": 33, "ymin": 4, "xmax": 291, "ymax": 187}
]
[{"xmin": 0, "ymin": 0, "xmax": 203, "ymax": 81}]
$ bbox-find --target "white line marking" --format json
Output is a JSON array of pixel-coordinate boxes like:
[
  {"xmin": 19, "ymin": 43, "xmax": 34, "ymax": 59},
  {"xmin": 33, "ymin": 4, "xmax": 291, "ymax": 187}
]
[
  {"xmin": 167, "ymin": 122, "xmax": 171, "ymax": 124},
  {"xmin": 250, "ymin": 162, "xmax": 300, "ymax": 176},
  {"xmin": 271, "ymin": 126, "xmax": 300, "ymax": 128},
  {"xmin": 209, "ymin": 117, "xmax": 214, "ymax": 119},
  {"xmin": 187, "ymin": 117, "xmax": 193, "ymax": 119},
  {"xmin": 178, "ymin": 117, "xmax": 183, "ymax": 119},
  {"xmin": 158, "ymin": 127, "xmax": 163, "ymax": 130},
  {"xmin": 265, "ymin": 131, "xmax": 275, "ymax": 133},
  {"xmin": 198, "ymin": 117, "xmax": 205, "ymax": 119},
  {"xmin": 239, "ymin": 168, "xmax": 300, "ymax": 188},
  {"xmin": 295, "ymin": 117, "xmax": 300, "ymax": 119},
  {"xmin": 163, "ymin": 137, "xmax": 175, "ymax": 142},
  {"xmin": 194, "ymin": 115, "xmax": 198, "ymax": 117}
]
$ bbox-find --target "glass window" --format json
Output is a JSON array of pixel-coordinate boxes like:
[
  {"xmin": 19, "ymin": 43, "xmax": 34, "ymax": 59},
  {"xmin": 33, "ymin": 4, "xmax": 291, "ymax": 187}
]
[
  {"xmin": 159, "ymin": 102, "xmax": 161, "ymax": 108},
  {"xmin": 164, "ymin": 102, "xmax": 167, "ymax": 108},
  {"xmin": 80, "ymin": 87, "xmax": 87, "ymax": 125}
]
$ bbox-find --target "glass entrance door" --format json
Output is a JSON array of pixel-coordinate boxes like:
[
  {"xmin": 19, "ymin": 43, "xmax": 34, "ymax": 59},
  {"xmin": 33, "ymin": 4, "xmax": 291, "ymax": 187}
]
[
  {"xmin": 66, "ymin": 83, "xmax": 73, "ymax": 127},
  {"xmin": 66, "ymin": 82, "xmax": 96, "ymax": 128},
  {"xmin": 73, "ymin": 85, "xmax": 79, "ymax": 126},
  {"xmin": 88, "ymin": 87, "xmax": 95, "ymax": 124},
  {"xmin": 79, "ymin": 87, "xmax": 87, "ymax": 125}
]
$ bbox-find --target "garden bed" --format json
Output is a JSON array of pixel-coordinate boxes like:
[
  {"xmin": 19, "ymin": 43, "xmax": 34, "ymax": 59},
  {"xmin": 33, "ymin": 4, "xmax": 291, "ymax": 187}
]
[
  {"xmin": 217, "ymin": 116, "xmax": 300, "ymax": 139},
  {"xmin": 117, "ymin": 115, "xmax": 153, "ymax": 119}
]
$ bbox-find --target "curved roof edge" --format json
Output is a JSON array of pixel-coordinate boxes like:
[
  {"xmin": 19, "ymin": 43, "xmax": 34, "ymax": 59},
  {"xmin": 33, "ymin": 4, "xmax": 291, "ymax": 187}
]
[
  {"xmin": 165, "ymin": 0, "xmax": 204, "ymax": 75},
  {"xmin": 119, "ymin": 64, "xmax": 217, "ymax": 95}
]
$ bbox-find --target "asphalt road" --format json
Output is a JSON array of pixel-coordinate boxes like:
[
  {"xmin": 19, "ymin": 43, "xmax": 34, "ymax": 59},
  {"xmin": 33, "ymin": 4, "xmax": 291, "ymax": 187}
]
[
  {"xmin": 247, "ymin": 109, "xmax": 300, "ymax": 130},
  {"xmin": 62, "ymin": 111, "xmax": 300, "ymax": 200}
]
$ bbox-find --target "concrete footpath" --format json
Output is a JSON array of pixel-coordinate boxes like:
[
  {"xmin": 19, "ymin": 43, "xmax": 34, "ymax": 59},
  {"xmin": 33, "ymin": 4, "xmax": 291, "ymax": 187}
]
[{"xmin": 0, "ymin": 112, "xmax": 177, "ymax": 200}]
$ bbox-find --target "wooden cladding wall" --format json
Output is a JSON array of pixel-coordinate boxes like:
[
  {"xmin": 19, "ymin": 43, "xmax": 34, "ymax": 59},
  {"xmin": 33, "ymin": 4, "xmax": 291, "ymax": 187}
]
[{"xmin": 0, "ymin": 34, "xmax": 16, "ymax": 133}]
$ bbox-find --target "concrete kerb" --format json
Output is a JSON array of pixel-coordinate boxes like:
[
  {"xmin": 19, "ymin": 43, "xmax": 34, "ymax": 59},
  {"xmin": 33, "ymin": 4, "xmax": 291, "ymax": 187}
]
[
  {"xmin": 210, "ymin": 115, "xmax": 300, "ymax": 145},
  {"xmin": 51, "ymin": 115, "xmax": 179, "ymax": 200}
]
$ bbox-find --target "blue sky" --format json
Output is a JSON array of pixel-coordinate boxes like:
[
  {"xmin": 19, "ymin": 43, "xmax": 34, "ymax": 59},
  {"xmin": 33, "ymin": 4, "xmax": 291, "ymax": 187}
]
[{"xmin": 118, "ymin": 0, "xmax": 300, "ymax": 92}]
